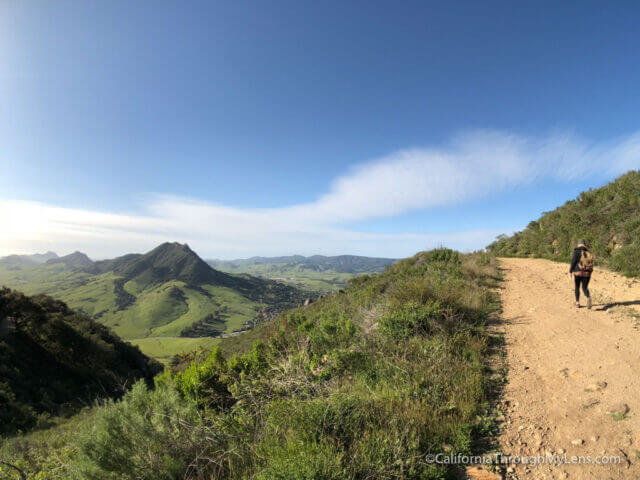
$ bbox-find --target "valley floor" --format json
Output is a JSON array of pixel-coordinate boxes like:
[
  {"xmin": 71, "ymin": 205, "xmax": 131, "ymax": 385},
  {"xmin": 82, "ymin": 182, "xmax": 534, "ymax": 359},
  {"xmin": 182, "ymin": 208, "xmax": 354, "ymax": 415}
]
[{"xmin": 497, "ymin": 258, "xmax": 640, "ymax": 479}]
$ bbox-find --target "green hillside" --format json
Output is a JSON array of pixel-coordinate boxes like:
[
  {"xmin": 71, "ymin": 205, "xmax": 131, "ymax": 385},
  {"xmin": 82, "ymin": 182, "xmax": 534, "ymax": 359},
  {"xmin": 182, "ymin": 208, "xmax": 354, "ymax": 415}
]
[
  {"xmin": 0, "ymin": 287, "xmax": 162, "ymax": 435},
  {"xmin": 0, "ymin": 243, "xmax": 307, "ymax": 360},
  {"xmin": 46, "ymin": 251, "xmax": 93, "ymax": 269},
  {"xmin": 488, "ymin": 170, "xmax": 640, "ymax": 276},
  {"xmin": 1, "ymin": 249, "xmax": 503, "ymax": 479},
  {"xmin": 208, "ymin": 254, "xmax": 397, "ymax": 292}
]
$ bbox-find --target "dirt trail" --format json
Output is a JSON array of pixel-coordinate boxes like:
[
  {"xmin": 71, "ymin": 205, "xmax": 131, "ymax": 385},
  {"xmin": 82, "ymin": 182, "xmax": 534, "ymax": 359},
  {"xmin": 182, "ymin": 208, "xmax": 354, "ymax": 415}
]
[{"xmin": 497, "ymin": 257, "xmax": 640, "ymax": 479}]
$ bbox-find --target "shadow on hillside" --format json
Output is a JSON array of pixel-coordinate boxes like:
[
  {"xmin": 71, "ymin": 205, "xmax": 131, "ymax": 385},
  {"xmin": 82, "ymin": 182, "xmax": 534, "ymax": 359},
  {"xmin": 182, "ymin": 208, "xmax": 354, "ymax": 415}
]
[
  {"xmin": 0, "ymin": 316, "xmax": 15, "ymax": 337},
  {"xmin": 598, "ymin": 300, "xmax": 640, "ymax": 311},
  {"xmin": 461, "ymin": 313, "xmax": 518, "ymax": 472}
]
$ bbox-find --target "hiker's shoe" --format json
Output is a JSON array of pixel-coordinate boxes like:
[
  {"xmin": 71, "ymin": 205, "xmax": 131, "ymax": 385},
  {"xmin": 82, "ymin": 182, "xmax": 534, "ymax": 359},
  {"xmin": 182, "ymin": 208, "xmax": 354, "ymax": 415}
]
[
  {"xmin": 587, "ymin": 297, "xmax": 592, "ymax": 309},
  {"xmin": 576, "ymin": 301, "xmax": 580, "ymax": 308}
]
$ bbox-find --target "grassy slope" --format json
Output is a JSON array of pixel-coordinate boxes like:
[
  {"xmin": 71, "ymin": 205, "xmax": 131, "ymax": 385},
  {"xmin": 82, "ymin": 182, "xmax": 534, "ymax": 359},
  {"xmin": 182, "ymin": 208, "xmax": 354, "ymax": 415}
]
[
  {"xmin": 0, "ymin": 409, "xmax": 93, "ymax": 478},
  {"xmin": 488, "ymin": 170, "xmax": 640, "ymax": 275},
  {"xmin": 0, "ymin": 263, "xmax": 92, "ymax": 295},
  {"xmin": 0, "ymin": 289, "xmax": 162, "ymax": 435}
]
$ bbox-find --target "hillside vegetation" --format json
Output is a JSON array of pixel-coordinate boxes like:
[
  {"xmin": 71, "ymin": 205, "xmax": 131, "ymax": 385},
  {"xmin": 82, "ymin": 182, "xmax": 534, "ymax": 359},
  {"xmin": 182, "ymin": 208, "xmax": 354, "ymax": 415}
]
[
  {"xmin": 1, "ymin": 249, "xmax": 502, "ymax": 479},
  {"xmin": 208, "ymin": 254, "xmax": 397, "ymax": 292},
  {"xmin": 488, "ymin": 170, "xmax": 640, "ymax": 276},
  {"xmin": 0, "ymin": 288, "xmax": 162, "ymax": 435},
  {"xmin": 0, "ymin": 243, "xmax": 307, "ymax": 360}
]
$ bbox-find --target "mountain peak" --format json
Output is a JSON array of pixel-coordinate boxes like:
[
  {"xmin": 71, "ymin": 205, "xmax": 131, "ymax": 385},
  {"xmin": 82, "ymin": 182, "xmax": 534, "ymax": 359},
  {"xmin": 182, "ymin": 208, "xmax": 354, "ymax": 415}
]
[
  {"xmin": 116, "ymin": 242, "xmax": 227, "ymax": 286},
  {"xmin": 46, "ymin": 251, "xmax": 93, "ymax": 268},
  {"xmin": 147, "ymin": 242, "xmax": 199, "ymax": 261},
  {"xmin": 155, "ymin": 241, "xmax": 192, "ymax": 252}
]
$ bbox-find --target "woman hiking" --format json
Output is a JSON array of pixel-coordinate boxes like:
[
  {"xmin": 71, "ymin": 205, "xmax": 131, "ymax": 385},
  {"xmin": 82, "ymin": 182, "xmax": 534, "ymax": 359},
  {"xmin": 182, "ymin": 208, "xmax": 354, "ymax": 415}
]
[{"xmin": 569, "ymin": 239, "xmax": 594, "ymax": 308}]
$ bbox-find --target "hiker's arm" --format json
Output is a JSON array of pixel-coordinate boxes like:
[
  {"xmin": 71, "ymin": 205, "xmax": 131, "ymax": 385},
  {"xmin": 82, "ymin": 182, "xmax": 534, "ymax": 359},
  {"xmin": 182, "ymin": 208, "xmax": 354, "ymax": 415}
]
[{"xmin": 569, "ymin": 249, "xmax": 579, "ymax": 273}]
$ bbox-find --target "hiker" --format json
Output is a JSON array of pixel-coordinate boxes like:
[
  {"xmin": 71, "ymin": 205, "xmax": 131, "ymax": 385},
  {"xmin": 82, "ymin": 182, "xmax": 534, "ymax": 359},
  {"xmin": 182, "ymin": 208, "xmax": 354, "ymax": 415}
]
[{"xmin": 569, "ymin": 239, "xmax": 594, "ymax": 308}]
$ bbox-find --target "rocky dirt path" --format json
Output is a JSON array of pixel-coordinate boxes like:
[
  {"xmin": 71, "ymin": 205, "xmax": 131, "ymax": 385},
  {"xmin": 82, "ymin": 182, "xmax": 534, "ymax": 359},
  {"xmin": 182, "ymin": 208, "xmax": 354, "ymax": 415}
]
[{"xmin": 497, "ymin": 257, "xmax": 640, "ymax": 480}]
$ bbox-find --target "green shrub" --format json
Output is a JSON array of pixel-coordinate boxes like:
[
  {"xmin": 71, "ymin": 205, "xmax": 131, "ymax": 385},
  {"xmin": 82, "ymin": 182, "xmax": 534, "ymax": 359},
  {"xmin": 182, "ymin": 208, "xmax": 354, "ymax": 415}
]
[
  {"xmin": 0, "ymin": 379, "xmax": 37, "ymax": 433},
  {"xmin": 256, "ymin": 440, "xmax": 345, "ymax": 480},
  {"xmin": 379, "ymin": 300, "xmax": 444, "ymax": 338},
  {"xmin": 74, "ymin": 381, "xmax": 201, "ymax": 480},
  {"xmin": 260, "ymin": 394, "xmax": 450, "ymax": 480},
  {"xmin": 288, "ymin": 311, "xmax": 357, "ymax": 354},
  {"xmin": 426, "ymin": 248, "xmax": 460, "ymax": 264},
  {"xmin": 226, "ymin": 340, "xmax": 270, "ymax": 385},
  {"xmin": 473, "ymin": 251, "xmax": 493, "ymax": 267},
  {"xmin": 173, "ymin": 347, "xmax": 234, "ymax": 410},
  {"xmin": 610, "ymin": 244, "xmax": 640, "ymax": 276}
]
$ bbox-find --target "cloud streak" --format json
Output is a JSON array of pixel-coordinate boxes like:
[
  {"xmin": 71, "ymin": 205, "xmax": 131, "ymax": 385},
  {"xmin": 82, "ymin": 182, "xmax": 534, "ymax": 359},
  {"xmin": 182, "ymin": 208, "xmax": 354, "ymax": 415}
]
[
  {"xmin": 1, "ymin": 129, "xmax": 639, "ymax": 259},
  {"xmin": 292, "ymin": 129, "xmax": 639, "ymax": 223}
]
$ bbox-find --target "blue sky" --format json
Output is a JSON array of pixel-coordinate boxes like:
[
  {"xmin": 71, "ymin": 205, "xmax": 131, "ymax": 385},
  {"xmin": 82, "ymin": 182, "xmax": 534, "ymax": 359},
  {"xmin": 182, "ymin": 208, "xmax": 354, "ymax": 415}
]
[{"xmin": 1, "ymin": 1, "xmax": 639, "ymax": 258}]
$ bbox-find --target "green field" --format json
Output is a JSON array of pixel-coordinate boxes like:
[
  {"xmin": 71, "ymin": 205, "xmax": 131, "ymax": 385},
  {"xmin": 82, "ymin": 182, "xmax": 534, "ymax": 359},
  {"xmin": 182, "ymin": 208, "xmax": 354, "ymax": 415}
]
[
  {"xmin": 216, "ymin": 263, "xmax": 354, "ymax": 292},
  {"xmin": 130, "ymin": 337, "xmax": 221, "ymax": 364}
]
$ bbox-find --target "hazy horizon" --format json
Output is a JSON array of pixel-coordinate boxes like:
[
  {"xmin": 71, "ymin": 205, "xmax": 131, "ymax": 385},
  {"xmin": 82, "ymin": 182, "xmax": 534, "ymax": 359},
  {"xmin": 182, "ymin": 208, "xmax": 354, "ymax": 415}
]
[{"xmin": 0, "ymin": 245, "xmax": 405, "ymax": 262}]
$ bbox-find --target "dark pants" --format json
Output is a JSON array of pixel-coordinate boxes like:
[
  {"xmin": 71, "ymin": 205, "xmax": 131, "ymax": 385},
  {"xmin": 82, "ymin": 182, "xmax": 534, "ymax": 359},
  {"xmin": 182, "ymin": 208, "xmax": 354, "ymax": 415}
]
[{"xmin": 574, "ymin": 275, "xmax": 591, "ymax": 301}]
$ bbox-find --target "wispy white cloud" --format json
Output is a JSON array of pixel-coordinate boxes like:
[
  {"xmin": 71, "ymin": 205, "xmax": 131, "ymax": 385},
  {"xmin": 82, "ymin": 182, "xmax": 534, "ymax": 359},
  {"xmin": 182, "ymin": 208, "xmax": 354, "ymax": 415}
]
[
  {"xmin": 289, "ymin": 129, "xmax": 639, "ymax": 223},
  {"xmin": 1, "ymin": 129, "xmax": 638, "ymax": 259}
]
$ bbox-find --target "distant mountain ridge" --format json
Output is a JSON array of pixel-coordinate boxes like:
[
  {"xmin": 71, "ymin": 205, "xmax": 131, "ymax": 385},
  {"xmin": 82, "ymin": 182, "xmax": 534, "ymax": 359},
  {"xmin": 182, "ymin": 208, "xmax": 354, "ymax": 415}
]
[
  {"xmin": 0, "ymin": 251, "xmax": 58, "ymax": 266},
  {"xmin": 209, "ymin": 254, "xmax": 397, "ymax": 274},
  {"xmin": 208, "ymin": 254, "xmax": 398, "ymax": 292},
  {"xmin": 47, "ymin": 250, "xmax": 93, "ymax": 268},
  {"xmin": 85, "ymin": 253, "xmax": 144, "ymax": 275}
]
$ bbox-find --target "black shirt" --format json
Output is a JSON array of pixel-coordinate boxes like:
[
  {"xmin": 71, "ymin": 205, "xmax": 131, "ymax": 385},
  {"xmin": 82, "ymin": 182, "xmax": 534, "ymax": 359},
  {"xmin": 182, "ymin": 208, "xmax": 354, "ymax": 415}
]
[{"xmin": 569, "ymin": 246, "xmax": 588, "ymax": 273}]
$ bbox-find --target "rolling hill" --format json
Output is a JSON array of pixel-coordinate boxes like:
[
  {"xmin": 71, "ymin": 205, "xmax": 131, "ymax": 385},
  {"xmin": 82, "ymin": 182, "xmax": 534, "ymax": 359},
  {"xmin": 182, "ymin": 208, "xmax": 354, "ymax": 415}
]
[
  {"xmin": 0, "ymin": 251, "xmax": 58, "ymax": 267},
  {"xmin": 0, "ymin": 287, "xmax": 162, "ymax": 434},
  {"xmin": 488, "ymin": 170, "xmax": 640, "ymax": 276},
  {"xmin": 0, "ymin": 243, "xmax": 307, "ymax": 361},
  {"xmin": 46, "ymin": 251, "xmax": 93, "ymax": 268},
  {"xmin": 208, "ymin": 254, "xmax": 397, "ymax": 292}
]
